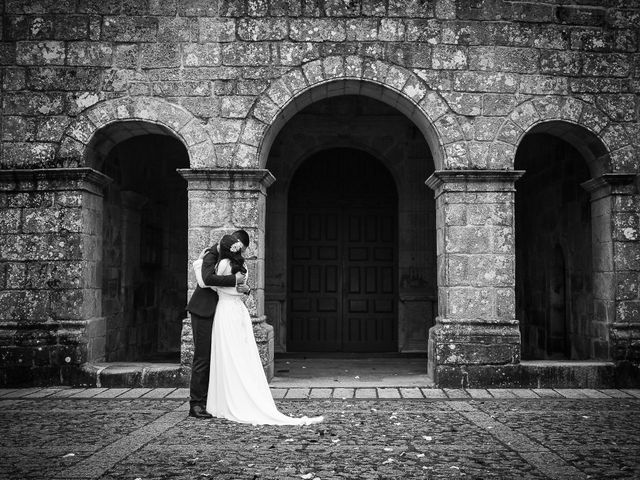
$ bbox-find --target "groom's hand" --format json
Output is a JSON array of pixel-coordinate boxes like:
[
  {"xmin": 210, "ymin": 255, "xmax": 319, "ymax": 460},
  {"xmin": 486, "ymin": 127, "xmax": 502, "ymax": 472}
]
[
  {"xmin": 235, "ymin": 271, "xmax": 246, "ymax": 285},
  {"xmin": 237, "ymin": 284, "xmax": 251, "ymax": 294}
]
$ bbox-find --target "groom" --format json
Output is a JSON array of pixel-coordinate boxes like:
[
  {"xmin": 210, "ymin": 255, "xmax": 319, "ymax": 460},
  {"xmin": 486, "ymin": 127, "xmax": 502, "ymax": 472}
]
[{"xmin": 187, "ymin": 230, "xmax": 251, "ymax": 418}]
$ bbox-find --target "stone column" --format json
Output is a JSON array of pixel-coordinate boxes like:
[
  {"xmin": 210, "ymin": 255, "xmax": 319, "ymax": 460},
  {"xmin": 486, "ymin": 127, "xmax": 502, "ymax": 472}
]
[
  {"xmin": 0, "ymin": 168, "xmax": 111, "ymax": 386},
  {"xmin": 178, "ymin": 168, "xmax": 277, "ymax": 379},
  {"xmin": 582, "ymin": 173, "xmax": 640, "ymax": 375},
  {"xmin": 426, "ymin": 170, "xmax": 524, "ymax": 387}
]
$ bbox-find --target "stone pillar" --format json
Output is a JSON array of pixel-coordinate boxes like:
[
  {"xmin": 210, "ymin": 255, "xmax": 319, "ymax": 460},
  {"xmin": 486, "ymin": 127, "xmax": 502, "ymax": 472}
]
[
  {"xmin": 0, "ymin": 168, "xmax": 111, "ymax": 386},
  {"xmin": 582, "ymin": 173, "xmax": 640, "ymax": 374},
  {"xmin": 178, "ymin": 168, "xmax": 277, "ymax": 379},
  {"xmin": 426, "ymin": 170, "xmax": 524, "ymax": 387}
]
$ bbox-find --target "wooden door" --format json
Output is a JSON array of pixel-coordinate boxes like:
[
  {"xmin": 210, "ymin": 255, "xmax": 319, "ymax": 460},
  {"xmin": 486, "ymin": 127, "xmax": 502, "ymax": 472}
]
[{"xmin": 288, "ymin": 149, "xmax": 397, "ymax": 352}]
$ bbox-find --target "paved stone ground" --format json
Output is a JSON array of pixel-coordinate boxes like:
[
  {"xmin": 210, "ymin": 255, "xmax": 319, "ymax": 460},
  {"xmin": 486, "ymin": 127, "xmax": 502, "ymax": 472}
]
[{"xmin": 1, "ymin": 388, "xmax": 639, "ymax": 480}]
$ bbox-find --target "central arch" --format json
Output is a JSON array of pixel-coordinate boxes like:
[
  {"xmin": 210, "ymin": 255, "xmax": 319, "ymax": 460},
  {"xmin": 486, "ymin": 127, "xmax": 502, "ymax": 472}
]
[{"xmin": 264, "ymin": 93, "xmax": 437, "ymax": 357}]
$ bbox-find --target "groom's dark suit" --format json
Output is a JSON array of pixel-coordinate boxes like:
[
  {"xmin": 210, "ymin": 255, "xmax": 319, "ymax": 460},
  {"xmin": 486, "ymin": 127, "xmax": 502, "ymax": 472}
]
[{"xmin": 187, "ymin": 248, "xmax": 236, "ymax": 409}]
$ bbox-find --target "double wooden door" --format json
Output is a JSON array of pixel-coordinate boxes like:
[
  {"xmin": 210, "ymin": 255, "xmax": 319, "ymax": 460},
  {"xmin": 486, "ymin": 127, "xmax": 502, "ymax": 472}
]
[{"xmin": 287, "ymin": 149, "xmax": 397, "ymax": 352}]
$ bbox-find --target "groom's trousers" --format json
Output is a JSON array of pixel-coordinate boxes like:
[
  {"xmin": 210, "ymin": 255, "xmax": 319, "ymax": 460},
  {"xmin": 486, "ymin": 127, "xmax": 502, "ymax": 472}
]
[{"xmin": 189, "ymin": 312, "xmax": 213, "ymax": 408}]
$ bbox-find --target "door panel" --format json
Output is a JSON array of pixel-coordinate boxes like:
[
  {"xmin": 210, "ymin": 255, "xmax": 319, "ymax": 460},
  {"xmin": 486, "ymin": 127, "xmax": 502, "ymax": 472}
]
[{"xmin": 288, "ymin": 149, "xmax": 397, "ymax": 352}]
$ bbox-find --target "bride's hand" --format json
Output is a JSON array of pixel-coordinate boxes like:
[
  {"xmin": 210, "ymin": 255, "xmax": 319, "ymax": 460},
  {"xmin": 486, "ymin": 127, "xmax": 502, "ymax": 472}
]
[{"xmin": 198, "ymin": 248, "xmax": 209, "ymax": 260}]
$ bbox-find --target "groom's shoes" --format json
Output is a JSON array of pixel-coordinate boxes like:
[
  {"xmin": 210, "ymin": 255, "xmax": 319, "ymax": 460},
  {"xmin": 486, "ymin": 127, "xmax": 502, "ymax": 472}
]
[{"xmin": 188, "ymin": 405, "xmax": 213, "ymax": 419}]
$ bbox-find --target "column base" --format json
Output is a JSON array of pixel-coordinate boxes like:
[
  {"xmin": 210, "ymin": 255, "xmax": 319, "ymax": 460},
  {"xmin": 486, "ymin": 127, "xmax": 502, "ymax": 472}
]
[{"xmin": 428, "ymin": 319, "xmax": 521, "ymax": 387}]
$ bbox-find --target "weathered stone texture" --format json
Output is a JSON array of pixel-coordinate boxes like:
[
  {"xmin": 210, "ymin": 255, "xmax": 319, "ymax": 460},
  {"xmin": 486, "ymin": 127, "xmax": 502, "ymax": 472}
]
[{"xmin": 1, "ymin": 0, "xmax": 639, "ymax": 386}]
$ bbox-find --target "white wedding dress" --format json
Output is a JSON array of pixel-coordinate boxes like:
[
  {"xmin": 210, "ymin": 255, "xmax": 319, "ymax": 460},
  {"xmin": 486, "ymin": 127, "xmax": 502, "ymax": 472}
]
[{"xmin": 194, "ymin": 258, "xmax": 323, "ymax": 426}]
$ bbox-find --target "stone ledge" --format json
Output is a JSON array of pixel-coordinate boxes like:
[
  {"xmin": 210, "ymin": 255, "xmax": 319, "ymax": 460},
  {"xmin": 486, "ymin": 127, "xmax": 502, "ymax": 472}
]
[
  {"xmin": 75, "ymin": 363, "xmax": 189, "ymax": 388},
  {"xmin": 432, "ymin": 360, "xmax": 640, "ymax": 389}
]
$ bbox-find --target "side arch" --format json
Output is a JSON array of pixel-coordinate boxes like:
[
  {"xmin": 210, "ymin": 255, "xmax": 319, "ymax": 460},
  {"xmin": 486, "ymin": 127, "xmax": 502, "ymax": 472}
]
[
  {"xmin": 56, "ymin": 97, "xmax": 215, "ymax": 168},
  {"xmin": 238, "ymin": 56, "xmax": 456, "ymax": 171},
  {"xmin": 496, "ymin": 96, "xmax": 635, "ymax": 176}
]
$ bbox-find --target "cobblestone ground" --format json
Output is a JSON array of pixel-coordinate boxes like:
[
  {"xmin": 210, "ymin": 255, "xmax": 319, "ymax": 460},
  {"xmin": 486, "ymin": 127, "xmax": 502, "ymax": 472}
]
[{"xmin": 1, "ymin": 390, "xmax": 639, "ymax": 480}]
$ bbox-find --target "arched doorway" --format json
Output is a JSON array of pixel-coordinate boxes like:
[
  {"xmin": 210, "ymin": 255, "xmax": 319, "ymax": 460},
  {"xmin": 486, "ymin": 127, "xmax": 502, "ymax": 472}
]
[
  {"xmin": 515, "ymin": 131, "xmax": 593, "ymax": 360},
  {"xmin": 90, "ymin": 126, "xmax": 189, "ymax": 362},
  {"xmin": 287, "ymin": 148, "xmax": 398, "ymax": 352},
  {"xmin": 265, "ymin": 94, "xmax": 437, "ymax": 357}
]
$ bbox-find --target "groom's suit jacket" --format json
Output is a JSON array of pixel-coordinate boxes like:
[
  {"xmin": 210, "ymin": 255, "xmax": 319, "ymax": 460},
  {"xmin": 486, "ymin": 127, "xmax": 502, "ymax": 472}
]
[{"xmin": 187, "ymin": 249, "xmax": 236, "ymax": 318}]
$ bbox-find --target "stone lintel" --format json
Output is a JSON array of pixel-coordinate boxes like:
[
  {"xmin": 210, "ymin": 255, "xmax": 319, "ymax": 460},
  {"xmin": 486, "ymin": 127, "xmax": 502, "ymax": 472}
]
[
  {"xmin": 0, "ymin": 168, "xmax": 112, "ymax": 196},
  {"xmin": 581, "ymin": 172, "xmax": 637, "ymax": 200},
  {"xmin": 426, "ymin": 170, "xmax": 525, "ymax": 195},
  {"xmin": 177, "ymin": 168, "xmax": 276, "ymax": 193}
]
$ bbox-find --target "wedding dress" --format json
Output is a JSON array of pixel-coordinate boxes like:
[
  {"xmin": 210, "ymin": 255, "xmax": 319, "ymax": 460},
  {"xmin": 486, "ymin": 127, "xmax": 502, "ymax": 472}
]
[{"xmin": 194, "ymin": 258, "xmax": 323, "ymax": 426}]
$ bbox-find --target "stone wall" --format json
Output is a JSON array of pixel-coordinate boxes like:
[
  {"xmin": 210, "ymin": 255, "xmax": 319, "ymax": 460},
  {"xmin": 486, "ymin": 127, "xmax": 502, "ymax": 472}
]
[{"xmin": 0, "ymin": 0, "xmax": 639, "ymax": 386}]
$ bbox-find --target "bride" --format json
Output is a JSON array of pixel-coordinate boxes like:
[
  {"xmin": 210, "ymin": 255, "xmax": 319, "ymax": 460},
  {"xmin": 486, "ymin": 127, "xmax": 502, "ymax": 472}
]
[{"xmin": 193, "ymin": 234, "xmax": 323, "ymax": 426}]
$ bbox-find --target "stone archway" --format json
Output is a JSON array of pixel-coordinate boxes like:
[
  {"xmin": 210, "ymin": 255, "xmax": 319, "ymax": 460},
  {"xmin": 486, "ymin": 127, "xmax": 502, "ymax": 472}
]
[
  {"xmin": 58, "ymin": 97, "xmax": 209, "ymax": 368},
  {"xmin": 235, "ymin": 56, "xmax": 452, "ymax": 171},
  {"xmin": 512, "ymin": 112, "xmax": 638, "ymax": 365},
  {"xmin": 264, "ymin": 94, "xmax": 437, "ymax": 357},
  {"xmin": 58, "ymin": 96, "xmax": 214, "ymax": 169}
]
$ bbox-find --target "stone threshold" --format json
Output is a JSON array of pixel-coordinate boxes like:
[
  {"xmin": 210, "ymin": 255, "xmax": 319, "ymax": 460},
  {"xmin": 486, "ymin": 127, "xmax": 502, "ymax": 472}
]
[
  {"xmin": 60, "ymin": 360, "xmax": 633, "ymax": 389},
  {"xmin": 1, "ymin": 387, "xmax": 639, "ymax": 401}
]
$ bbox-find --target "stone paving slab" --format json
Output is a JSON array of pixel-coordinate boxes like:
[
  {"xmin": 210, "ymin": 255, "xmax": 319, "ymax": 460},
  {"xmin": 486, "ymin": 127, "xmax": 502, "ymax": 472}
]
[
  {"xmin": 1, "ymin": 395, "xmax": 639, "ymax": 479},
  {"xmin": 1, "ymin": 388, "xmax": 640, "ymax": 401}
]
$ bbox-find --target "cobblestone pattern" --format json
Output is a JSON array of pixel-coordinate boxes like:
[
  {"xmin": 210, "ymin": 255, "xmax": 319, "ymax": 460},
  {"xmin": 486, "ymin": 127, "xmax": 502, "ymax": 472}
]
[{"xmin": 0, "ymin": 390, "xmax": 639, "ymax": 479}]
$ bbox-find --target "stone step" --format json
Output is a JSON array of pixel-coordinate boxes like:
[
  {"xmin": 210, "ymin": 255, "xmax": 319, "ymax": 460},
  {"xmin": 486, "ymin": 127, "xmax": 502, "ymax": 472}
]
[{"xmin": 75, "ymin": 363, "xmax": 188, "ymax": 388}]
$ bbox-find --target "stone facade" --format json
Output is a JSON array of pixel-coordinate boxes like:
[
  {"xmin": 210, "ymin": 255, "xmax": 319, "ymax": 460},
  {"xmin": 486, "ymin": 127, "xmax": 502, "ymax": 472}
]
[{"xmin": 0, "ymin": 0, "xmax": 639, "ymax": 387}]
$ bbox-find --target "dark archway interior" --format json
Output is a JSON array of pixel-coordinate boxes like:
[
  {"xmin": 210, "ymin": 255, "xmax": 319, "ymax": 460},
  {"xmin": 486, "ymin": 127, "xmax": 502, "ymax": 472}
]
[
  {"xmin": 100, "ymin": 134, "xmax": 189, "ymax": 362},
  {"xmin": 287, "ymin": 148, "xmax": 398, "ymax": 352},
  {"xmin": 265, "ymin": 94, "xmax": 437, "ymax": 355},
  {"xmin": 515, "ymin": 133, "xmax": 593, "ymax": 360}
]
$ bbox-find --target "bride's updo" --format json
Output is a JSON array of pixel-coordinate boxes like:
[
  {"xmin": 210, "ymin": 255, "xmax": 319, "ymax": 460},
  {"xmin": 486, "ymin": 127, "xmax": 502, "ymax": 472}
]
[{"xmin": 218, "ymin": 234, "xmax": 247, "ymax": 274}]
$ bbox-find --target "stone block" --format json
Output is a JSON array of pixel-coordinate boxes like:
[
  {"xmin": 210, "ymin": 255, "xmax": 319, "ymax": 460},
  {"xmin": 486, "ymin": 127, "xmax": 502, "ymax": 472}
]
[
  {"xmin": 222, "ymin": 42, "xmax": 270, "ymax": 65},
  {"xmin": 432, "ymin": 45, "xmax": 468, "ymax": 71},
  {"xmin": 540, "ymin": 50, "xmax": 582, "ymax": 76},
  {"xmin": 446, "ymin": 287, "xmax": 494, "ymax": 318},
  {"xmin": 613, "ymin": 213, "xmax": 639, "ymax": 242},
  {"xmin": 140, "ymin": 43, "xmax": 180, "ymax": 68},
  {"xmin": 614, "ymin": 242, "xmax": 640, "ymax": 271},
  {"xmin": 199, "ymin": 18, "xmax": 236, "ymax": 42},
  {"xmin": 237, "ymin": 18, "xmax": 288, "ymax": 41},
  {"xmin": 0, "ymin": 290, "xmax": 50, "ymax": 320},
  {"xmin": 2, "ymin": 67, "xmax": 26, "ymax": 90},
  {"xmin": 16, "ymin": 41, "xmax": 65, "ymax": 65},
  {"xmin": 445, "ymin": 226, "xmax": 491, "ymax": 254},
  {"xmin": 596, "ymin": 94, "xmax": 636, "ymax": 123},
  {"xmin": 0, "ymin": 42, "xmax": 17, "ymax": 65},
  {"xmin": 3, "ymin": 142, "xmax": 56, "ymax": 168},
  {"xmin": 158, "ymin": 16, "xmax": 196, "ymax": 42},
  {"xmin": 378, "ymin": 18, "xmax": 405, "ymax": 41},
  {"xmin": 53, "ymin": 15, "xmax": 89, "ymax": 40},
  {"xmin": 583, "ymin": 53, "xmax": 630, "ymax": 77},
  {"xmin": 102, "ymin": 16, "xmax": 158, "ymax": 42},
  {"xmin": 220, "ymin": 96, "xmax": 255, "ymax": 119},
  {"xmin": 28, "ymin": 66, "xmax": 103, "ymax": 91},
  {"xmin": 616, "ymin": 301, "xmax": 640, "ymax": 324},
  {"xmin": 454, "ymin": 71, "xmax": 518, "ymax": 93},
  {"xmin": 290, "ymin": 19, "xmax": 346, "ymax": 42}
]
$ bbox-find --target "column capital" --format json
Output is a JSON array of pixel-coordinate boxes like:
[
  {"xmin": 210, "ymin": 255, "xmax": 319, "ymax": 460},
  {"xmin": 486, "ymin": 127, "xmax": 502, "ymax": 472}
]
[
  {"xmin": 0, "ymin": 168, "xmax": 112, "ymax": 195},
  {"xmin": 426, "ymin": 169, "xmax": 525, "ymax": 194},
  {"xmin": 177, "ymin": 168, "xmax": 276, "ymax": 193},
  {"xmin": 581, "ymin": 173, "xmax": 637, "ymax": 200}
]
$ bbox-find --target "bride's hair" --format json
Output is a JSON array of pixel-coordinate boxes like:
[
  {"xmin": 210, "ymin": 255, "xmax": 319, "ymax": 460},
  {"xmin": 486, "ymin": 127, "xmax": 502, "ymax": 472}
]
[{"xmin": 218, "ymin": 234, "xmax": 247, "ymax": 274}]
